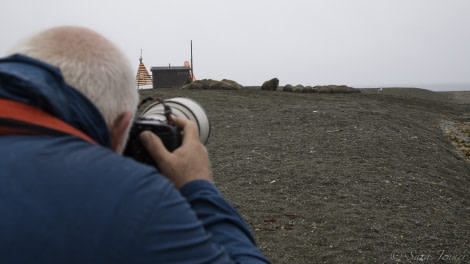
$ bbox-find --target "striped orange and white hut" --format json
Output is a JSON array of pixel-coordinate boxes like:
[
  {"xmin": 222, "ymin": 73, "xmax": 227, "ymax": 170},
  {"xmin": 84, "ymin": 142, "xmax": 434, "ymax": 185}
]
[{"xmin": 136, "ymin": 51, "xmax": 153, "ymax": 88}]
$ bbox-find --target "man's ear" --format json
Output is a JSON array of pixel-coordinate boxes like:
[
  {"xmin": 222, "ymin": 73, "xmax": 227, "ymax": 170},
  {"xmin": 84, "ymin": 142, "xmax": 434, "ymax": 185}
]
[{"xmin": 110, "ymin": 112, "xmax": 134, "ymax": 153}]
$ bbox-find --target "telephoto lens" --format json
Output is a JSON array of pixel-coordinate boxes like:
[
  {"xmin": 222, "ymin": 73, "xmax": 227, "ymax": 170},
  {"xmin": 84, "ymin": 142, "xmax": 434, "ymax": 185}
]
[
  {"xmin": 141, "ymin": 97, "xmax": 210, "ymax": 144},
  {"xmin": 123, "ymin": 97, "xmax": 210, "ymax": 166}
]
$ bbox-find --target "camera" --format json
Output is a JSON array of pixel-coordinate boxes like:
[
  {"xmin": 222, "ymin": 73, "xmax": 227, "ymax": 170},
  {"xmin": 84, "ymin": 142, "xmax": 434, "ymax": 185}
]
[{"xmin": 123, "ymin": 97, "xmax": 210, "ymax": 166}]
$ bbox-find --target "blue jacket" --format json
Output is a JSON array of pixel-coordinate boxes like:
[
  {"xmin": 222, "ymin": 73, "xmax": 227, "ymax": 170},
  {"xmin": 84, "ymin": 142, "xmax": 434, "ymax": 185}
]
[{"xmin": 0, "ymin": 55, "xmax": 269, "ymax": 263}]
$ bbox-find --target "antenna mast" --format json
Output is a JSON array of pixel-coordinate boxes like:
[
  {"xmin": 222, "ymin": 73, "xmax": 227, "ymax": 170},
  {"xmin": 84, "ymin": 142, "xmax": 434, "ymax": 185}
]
[{"xmin": 190, "ymin": 40, "xmax": 193, "ymax": 74}]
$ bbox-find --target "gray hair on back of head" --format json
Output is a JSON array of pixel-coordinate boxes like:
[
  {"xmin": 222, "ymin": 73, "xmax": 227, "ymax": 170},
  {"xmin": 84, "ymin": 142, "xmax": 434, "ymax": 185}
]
[{"xmin": 8, "ymin": 26, "xmax": 138, "ymax": 131}]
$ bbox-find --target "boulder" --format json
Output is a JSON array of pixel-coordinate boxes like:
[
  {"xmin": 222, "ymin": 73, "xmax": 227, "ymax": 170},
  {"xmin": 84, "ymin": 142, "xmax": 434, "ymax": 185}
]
[
  {"xmin": 303, "ymin": 85, "xmax": 317, "ymax": 93},
  {"xmin": 261, "ymin": 78, "xmax": 280, "ymax": 91},
  {"xmin": 221, "ymin": 79, "xmax": 244, "ymax": 90},
  {"xmin": 293, "ymin": 84, "xmax": 304, "ymax": 93},
  {"xmin": 317, "ymin": 85, "xmax": 361, "ymax": 94},
  {"xmin": 184, "ymin": 80, "xmax": 206, "ymax": 89},
  {"xmin": 182, "ymin": 79, "xmax": 243, "ymax": 90},
  {"xmin": 283, "ymin": 84, "xmax": 294, "ymax": 92}
]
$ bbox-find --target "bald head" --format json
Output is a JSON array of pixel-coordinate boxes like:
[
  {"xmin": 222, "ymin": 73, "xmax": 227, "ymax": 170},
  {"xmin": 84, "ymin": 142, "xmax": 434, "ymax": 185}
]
[
  {"xmin": 9, "ymin": 26, "xmax": 138, "ymax": 131},
  {"xmin": 17, "ymin": 26, "xmax": 116, "ymax": 67}
]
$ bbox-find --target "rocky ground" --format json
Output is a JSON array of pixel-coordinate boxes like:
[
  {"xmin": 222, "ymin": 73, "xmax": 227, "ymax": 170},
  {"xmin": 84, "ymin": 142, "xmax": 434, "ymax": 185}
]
[{"xmin": 138, "ymin": 86, "xmax": 470, "ymax": 263}]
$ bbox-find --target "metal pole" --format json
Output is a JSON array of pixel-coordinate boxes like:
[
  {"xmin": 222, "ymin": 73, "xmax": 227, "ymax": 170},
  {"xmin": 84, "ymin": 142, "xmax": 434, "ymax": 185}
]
[{"xmin": 190, "ymin": 40, "xmax": 193, "ymax": 73}]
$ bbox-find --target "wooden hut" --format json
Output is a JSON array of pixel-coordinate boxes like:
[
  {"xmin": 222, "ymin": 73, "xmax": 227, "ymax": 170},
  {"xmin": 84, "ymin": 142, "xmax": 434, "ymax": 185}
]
[{"xmin": 136, "ymin": 52, "xmax": 153, "ymax": 88}]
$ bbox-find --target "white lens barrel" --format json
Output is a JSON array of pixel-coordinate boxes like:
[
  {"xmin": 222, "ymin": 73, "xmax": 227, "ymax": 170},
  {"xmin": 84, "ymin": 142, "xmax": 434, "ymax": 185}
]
[{"xmin": 141, "ymin": 97, "xmax": 210, "ymax": 144}]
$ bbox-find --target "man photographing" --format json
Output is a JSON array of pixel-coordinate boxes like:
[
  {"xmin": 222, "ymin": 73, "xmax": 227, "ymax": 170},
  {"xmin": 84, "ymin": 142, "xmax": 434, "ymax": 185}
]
[{"xmin": 0, "ymin": 26, "xmax": 269, "ymax": 263}]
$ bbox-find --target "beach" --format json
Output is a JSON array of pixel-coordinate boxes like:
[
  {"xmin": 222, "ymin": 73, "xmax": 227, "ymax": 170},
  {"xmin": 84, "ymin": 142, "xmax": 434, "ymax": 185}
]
[{"xmin": 138, "ymin": 87, "xmax": 470, "ymax": 263}]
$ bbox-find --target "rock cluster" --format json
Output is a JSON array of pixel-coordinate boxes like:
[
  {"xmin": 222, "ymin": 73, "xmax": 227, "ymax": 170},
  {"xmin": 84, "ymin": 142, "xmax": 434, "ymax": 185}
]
[
  {"xmin": 260, "ymin": 78, "xmax": 360, "ymax": 93},
  {"xmin": 281, "ymin": 83, "xmax": 360, "ymax": 93},
  {"xmin": 181, "ymin": 77, "xmax": 360, "ymax": 94},
  {"xmin": 182, "ymin": 79, "xmax": 243, "ymax": 90}
]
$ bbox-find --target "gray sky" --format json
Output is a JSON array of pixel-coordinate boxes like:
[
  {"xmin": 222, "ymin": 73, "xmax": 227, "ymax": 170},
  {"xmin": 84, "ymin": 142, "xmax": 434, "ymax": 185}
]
[{"xmin": 1, "ymin": 0, "xmax": 470, "ymax": 90}]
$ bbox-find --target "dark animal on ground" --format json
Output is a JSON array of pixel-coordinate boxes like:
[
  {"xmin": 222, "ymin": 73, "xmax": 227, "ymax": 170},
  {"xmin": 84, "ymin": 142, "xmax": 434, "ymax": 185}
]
[{"xmin": 261, "ymin": 78, "xmax": 280, "ymax": 91}]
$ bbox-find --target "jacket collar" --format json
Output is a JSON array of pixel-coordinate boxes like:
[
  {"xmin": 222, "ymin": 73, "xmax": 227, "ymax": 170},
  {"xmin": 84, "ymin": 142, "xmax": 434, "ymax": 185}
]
[{"xmin": 0, "ymin": 54, "xmax": 111, "ymax": 148}]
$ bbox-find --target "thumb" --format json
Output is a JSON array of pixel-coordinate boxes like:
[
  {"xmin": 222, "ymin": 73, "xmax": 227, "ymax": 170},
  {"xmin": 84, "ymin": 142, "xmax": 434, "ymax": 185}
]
[{"xmin": 139, "ymin": 131, "xmax": 172, "ymax": 165}]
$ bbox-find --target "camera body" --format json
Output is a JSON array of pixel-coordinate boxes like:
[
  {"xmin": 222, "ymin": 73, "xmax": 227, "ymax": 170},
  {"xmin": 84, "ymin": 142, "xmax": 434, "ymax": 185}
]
[
  {"xmin": 123, "ymin": 97, "xmax": 210, "ymax": 167},
  {"xmin": 123, "ymin": 116, "xmax": 181, "ymax": 166}
]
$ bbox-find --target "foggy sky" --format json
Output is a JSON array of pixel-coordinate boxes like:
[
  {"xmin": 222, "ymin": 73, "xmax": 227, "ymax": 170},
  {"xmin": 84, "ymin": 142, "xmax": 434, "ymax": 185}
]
[{"xmin": 1, "ymin": 0, "xmax": 470, "ymax": 90}]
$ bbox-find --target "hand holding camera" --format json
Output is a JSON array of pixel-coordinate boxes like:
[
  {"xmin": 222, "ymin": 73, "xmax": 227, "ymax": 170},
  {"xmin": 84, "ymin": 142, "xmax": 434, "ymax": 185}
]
[
  {"xmin": 123, "ymin": 97, "xmax": 212, "ymax": 188},
  {"xmin": 139, "ymin": 117, "xmax": 213, "ymax": 188}
]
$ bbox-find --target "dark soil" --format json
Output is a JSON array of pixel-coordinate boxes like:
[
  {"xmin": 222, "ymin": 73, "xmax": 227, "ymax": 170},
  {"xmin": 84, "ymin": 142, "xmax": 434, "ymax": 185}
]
[{"xmin": 138, "ymin": 87, "xmax": 470, "ymax": 263}]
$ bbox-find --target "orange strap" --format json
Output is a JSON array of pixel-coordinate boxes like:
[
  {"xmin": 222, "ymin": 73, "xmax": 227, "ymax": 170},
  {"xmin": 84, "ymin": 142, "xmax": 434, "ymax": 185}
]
[{"xmin": 0, "ymin": 98, "xmax": 97, "ymax": 145}]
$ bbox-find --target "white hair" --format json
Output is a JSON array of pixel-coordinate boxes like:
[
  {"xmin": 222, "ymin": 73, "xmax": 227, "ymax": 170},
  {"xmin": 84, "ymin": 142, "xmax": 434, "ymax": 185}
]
[
  {"xmin": 9, "ymin": 26, "xmax": 138, "ymax": 132},
  {"xmin": 9, "ymin": 26, "xmax": 138, "ymax": 153}
]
